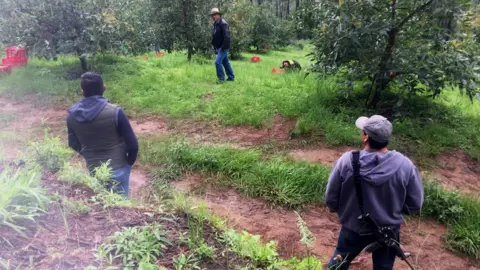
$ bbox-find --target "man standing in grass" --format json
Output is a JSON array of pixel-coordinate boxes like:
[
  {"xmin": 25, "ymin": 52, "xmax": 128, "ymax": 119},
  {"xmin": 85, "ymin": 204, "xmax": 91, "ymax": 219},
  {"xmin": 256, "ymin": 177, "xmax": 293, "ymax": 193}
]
[
  {"xmin": 325, "ymin": 115, "xmax": 424, "ymax": 270},
  {"xmin": 66, "ymin": 72, "xmax": 138, "ymax": 197},
  {"xmin": 211, "ymin": 8, "xmax": 235, "ymax": 83}
]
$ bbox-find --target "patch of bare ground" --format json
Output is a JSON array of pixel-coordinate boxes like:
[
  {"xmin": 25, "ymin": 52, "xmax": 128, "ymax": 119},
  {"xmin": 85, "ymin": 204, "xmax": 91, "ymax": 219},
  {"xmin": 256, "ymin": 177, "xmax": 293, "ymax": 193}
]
[
  {"xmin": 432, "ymin": 151, "xmax": 480, "ymax": 193},
  {"xmin": 172, "ymin": 173, "xmax": 480, "ymax": 270},
  {"xmin": 289, "ymin": 146, "xmax": 480, "ymax": 194},
  {"xmin": 171, "ymin": 114, "xmax": 297, "ymax": 146}
]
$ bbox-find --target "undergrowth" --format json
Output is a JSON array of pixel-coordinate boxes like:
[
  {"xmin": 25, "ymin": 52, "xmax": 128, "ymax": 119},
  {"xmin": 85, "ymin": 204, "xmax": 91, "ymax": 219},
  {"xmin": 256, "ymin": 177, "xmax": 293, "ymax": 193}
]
[{"xmin": 0, "ymin": 166, "xmax": 49, "ymax": 236}]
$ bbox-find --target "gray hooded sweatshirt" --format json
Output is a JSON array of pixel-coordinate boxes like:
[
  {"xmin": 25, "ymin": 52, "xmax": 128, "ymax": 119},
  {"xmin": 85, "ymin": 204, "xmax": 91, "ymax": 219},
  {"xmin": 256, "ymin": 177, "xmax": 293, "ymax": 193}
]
[{"xmin": 325, "ymin": 150, "xmax": 424, "ymax": 234}]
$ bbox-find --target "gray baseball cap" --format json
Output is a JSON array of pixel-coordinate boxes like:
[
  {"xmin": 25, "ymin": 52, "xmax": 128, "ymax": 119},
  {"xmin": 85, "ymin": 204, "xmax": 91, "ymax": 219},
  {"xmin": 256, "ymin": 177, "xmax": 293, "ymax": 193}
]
[{"xmin": 355, "ymin": 115, "xmax": 392, "ymax": 143}]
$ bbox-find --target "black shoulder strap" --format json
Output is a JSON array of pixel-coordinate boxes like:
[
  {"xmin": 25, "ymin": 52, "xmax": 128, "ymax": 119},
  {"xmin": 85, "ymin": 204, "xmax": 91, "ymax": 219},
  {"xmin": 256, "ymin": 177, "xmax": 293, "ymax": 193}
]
[{"xmin": 352, "ymin": 151, "xmax": 365, "ymax": 215}]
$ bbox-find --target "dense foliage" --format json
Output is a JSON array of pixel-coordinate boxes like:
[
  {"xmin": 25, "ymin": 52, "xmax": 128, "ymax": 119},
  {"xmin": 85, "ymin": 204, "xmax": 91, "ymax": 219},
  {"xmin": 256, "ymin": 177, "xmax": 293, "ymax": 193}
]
[
  {"xmin": 0, "ymin": 0, "xmax": 301, "ymax": 62},
  {"xmin": 312, "ymin": 0, "xmax": 480, "ymax": 107}
]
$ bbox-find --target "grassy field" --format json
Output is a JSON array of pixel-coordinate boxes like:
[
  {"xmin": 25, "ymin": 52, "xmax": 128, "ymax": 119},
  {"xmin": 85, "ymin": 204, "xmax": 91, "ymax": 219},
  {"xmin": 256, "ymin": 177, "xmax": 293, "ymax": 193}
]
[{"xmin": 1, "ymin": 46, "xmax": 479, "ymax": 161}]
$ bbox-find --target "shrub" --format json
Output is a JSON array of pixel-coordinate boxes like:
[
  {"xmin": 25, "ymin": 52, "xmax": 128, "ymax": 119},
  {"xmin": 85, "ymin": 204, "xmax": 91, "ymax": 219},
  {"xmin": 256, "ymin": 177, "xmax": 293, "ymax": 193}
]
[{"xmin": 29, "ymin": 133, "xmax": 72, "ymax": 172}]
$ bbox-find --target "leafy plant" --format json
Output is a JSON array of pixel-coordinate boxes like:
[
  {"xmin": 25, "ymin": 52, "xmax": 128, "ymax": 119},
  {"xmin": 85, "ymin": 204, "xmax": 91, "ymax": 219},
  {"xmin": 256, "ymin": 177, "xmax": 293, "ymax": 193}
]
[
  {"xmin": 61, "ymin": 198, "xmax": 92, "ymax": 216},
  {"xmin": 97, "ymin": 223, "xmax": 172, "ymax": 266},
  {"xmin": 0, "ymin": 166, "xmax": 49, "ymax": 236},
  {"xmin": 295, "ymin": 211, "xmax": 316, "ymax": 248},
  {"xmin": 172, "ymin": 253, "xmax": 201, "ymax": 270},
  {"xmin": 29, "ymin": 132, "xmax": 72, "ymax": 172},
  {"xmin": 91, "ymin": 190, "xmax": 132, "ymax": 209},
  {"xmin": 220, "ymin": 229, "xmax": 278, "ymax": 266},
  {"xmin": 194, "ymin": 242, "xmax": 216, "ymax": 260}
]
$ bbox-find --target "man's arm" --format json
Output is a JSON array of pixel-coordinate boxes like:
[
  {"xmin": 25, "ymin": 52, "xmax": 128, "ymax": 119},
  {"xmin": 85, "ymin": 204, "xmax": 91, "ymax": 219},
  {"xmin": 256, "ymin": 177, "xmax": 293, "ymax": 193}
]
[
  {"xmin": 403, "ymin": 166, "xmax": 424, "ymax": 215},
  {"xmin": 325, "ymin": 155, "xmax": 345, "ymax": 212},
  {"xmin": 116, "ymin": 108, "xmax": 139, "ymax": 166},
  {"xmin": 220, "ymin": 21, "xmax": 230, "ymax": 51},
  {"xmin": 67, "ymin": 118, "xmax": 82, "ymax": 153}
]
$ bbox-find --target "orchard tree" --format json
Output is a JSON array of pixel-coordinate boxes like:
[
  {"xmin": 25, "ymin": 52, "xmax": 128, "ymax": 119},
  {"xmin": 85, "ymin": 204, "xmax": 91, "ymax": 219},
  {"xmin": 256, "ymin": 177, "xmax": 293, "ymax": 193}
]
[
  {"xmin": 154, "ymin": 0, "xmax": 216, "ymax": 61},
  {"xmin": 0, "ymin": 0, "xmax": 156, "ymax": 72},
  {"xmin": 312, "ymin": 0, "xmax": 479, "ymax": 108}
]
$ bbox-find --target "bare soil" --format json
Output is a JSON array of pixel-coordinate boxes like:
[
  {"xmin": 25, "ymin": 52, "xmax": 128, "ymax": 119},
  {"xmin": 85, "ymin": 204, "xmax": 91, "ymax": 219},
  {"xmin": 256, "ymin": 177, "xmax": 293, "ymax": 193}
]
[{"xmin": 173, "ymin": 173, "xmax": 480, "ymax": 270}]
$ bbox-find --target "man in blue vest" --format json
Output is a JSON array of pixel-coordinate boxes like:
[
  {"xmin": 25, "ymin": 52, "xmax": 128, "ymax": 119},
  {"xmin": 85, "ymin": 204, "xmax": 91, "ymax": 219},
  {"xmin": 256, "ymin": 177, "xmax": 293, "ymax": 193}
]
[
  {"xmin": 67, "ymin": 72, "xmax": 138, "ymax": 197},
  {"xmin": 211, "ymin": 8, "xmax": 235, "ymax": 83}
]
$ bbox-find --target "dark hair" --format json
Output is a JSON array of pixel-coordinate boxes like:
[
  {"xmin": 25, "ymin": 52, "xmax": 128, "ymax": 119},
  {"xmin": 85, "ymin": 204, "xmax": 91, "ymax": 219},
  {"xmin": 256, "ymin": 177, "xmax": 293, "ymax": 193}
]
[
  {"xmin": 363, "ymin": 131, "xmax": 389, "ymax": 150},
  {"xmin": 81, "ymin": 72, "xmax": 104, "ymax": 97},
  {"xmin": 368, "ymin": 137, "xmax": 389, "ymax": 150}
]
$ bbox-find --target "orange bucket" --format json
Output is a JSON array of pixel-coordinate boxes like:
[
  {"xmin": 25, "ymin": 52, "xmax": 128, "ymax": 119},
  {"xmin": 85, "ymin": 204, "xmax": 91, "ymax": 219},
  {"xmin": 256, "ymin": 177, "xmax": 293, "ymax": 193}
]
[{"xmin": 156, "ymin": 52, "xmax": 165, "ymax": 57}]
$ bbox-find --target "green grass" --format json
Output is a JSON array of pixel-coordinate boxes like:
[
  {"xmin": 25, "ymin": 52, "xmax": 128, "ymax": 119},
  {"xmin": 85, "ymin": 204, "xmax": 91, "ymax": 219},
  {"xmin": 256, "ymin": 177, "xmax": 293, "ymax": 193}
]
[
  {"xmin": 141, "ymin": 137, "xmax": 480, "ymax": 259},
  {"xmin": 140, "ymin": 138, "xmax": 330, "ymax": 207},
  {"xmin": 1, "ymin": 47, "xmax": 479, "ymax": 160},
  {"xmin": 0, "ymin": 166, "xmax": 50, "ymax": 236}
]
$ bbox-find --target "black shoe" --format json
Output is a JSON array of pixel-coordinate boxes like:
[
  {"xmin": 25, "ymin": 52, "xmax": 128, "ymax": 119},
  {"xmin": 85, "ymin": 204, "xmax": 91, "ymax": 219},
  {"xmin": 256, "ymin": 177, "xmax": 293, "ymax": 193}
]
[{"xmin": 226, "ymin": 79, "xmax": 234, "ymax": 82}]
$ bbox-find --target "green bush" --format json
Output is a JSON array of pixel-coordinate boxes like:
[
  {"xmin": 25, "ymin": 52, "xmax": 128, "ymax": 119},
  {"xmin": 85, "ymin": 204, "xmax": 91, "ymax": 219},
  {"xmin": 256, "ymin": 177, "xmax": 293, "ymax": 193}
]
[{"xmin": 29, "ymin": 133, "xmax": 73, "ymax": 172}]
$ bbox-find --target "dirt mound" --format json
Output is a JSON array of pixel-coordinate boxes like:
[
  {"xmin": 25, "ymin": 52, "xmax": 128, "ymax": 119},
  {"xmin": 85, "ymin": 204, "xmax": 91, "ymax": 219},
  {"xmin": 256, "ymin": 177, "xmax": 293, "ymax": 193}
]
[
  {"xmin": 433, "ymin": 151, "xmax": 480, "ymax": 192},
  {"xmin": 172, "ymin": 174, "xmax": 480, "ymax": 270}
]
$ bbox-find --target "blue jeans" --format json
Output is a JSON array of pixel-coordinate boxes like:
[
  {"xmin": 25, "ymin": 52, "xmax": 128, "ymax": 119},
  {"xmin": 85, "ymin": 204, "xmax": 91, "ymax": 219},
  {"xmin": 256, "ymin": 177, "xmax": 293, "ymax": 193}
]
[
  {"xmin": 328, "ymin": 227, "xmax": 398, "ymax": 270},
  {"xmin": 107, "ymin": 164, "xmax": 131, "ymax": 198},
  {"xmin": 215, "ymin": 49, "xmax": 234, "ymax": 81}
]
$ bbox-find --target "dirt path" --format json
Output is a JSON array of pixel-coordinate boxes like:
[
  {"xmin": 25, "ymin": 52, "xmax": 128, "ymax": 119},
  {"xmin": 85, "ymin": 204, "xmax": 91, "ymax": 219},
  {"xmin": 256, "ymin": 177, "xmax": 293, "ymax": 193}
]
[{"xmin": 1, "ymin": 96, "xmax": 480, "ymax": 269}]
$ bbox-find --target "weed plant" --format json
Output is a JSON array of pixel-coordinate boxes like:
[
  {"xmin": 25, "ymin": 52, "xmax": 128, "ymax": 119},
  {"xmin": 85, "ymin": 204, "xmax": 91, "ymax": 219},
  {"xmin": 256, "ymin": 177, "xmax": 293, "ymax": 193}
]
[
  {"xmin": 29, "ymin": 132, "xmax": 72, "ymax": 172},
  {"xmin": 0, "ymin": 166, "xmax": 49, "ymax": 236},
  {"xmin": 97, "ymin": 223, "xmax": 172, "ymax": 267}
]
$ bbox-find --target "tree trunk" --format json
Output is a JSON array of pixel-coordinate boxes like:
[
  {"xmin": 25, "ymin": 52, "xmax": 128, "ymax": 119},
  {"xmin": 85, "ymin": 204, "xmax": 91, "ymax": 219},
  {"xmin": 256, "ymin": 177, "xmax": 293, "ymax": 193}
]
[
  {"xmin": 296, "ymin": 0, "xmax": 300, "ymax": 9},
  {"xmin": 182, "ymin": 0, "xmax": 192, "ymax": 62},
  {"xmin": 368, "ymin": 29, "xmax": 396, "ymax": 108},
  {"xmin": 287, "ymin": 0, "xmax": 290, "ymax": 15},
  {"xmin": 79, "ymin": 55, "xmax": 87, "ymax": 74}
]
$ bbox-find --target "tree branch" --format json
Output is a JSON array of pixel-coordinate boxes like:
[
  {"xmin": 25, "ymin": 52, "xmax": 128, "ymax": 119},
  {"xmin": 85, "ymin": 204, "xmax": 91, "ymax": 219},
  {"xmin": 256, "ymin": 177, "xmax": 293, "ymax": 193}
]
[{"xmin": 397, "ymin": 0, "xmax": 435, "ymax": 30}]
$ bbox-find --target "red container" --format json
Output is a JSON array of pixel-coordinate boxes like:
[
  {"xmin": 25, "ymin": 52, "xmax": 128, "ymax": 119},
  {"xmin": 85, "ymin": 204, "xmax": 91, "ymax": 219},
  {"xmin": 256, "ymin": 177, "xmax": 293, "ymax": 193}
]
[
  {"xmin": 2, "ymin": 47, "xmax": 28, "ymax": 68},
  {"xmin": 251, "ymin": 56, "xmax": 261, "ymax": 63},
  {"xmin": 156, "ymin": 52, "xmax": 165, "ymax": 57}
]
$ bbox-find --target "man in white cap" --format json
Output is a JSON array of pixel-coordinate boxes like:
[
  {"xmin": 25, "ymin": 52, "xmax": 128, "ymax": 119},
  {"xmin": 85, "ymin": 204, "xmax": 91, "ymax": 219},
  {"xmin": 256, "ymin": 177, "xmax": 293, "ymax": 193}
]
[
  {"xmin": 325, "ymin": 115, "xmax": 424, "ymax": 270},
  {"xmin": 210, "ymin": 8, "xmax": 235, "ymax": 83}
]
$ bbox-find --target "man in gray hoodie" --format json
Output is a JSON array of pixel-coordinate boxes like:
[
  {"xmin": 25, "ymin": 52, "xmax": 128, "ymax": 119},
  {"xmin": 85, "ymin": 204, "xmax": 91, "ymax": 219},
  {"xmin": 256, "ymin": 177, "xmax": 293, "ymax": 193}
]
[{"xmin": 326, "ymin": 115, "xmax": 424, "ymax": 270}]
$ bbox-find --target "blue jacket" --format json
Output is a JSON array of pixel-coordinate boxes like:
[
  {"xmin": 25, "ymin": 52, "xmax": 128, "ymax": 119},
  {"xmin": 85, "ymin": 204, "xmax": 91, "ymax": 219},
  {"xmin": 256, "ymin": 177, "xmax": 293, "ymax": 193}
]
[{"xmin": 325, "ymin": 150, "xmax": 424, "ymax": 233}]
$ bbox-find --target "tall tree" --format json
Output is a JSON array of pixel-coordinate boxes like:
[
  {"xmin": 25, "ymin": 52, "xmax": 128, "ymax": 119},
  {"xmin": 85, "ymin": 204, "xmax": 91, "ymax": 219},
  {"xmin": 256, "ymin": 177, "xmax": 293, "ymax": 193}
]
[{"xmin": 312, "ymin": 0, "xmax": 479, "ymax": 108}]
